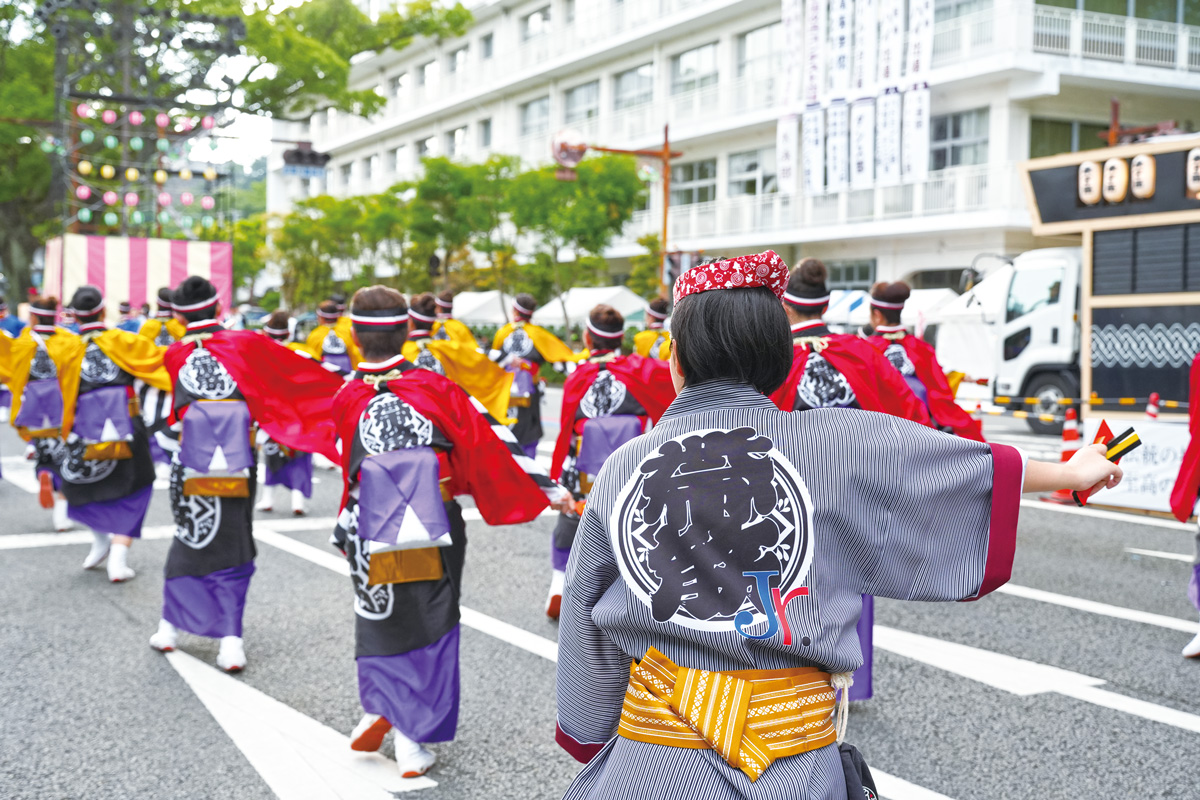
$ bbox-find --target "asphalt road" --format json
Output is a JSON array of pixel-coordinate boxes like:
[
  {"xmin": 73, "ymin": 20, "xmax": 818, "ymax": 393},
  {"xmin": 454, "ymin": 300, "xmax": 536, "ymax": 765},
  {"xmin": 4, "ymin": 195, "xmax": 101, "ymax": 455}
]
[{"xmin": 1, "ymin": 404, "xmax": 1198, "ymax": 800}]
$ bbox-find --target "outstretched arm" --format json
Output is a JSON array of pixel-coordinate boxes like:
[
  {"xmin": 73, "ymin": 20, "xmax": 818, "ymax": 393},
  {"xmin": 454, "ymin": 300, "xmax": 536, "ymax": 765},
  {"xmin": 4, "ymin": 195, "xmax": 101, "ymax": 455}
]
[{"xmin": 1024, "ymin": 443, "xmax": 1123, "ymax": 495}]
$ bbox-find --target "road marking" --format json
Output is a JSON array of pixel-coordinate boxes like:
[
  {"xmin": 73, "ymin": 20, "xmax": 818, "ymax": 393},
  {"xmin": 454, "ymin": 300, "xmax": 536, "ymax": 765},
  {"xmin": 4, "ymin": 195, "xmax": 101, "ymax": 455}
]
[
  {"xmin": 1020, "ymin": 499, "xmax": 1193, "ymax": 533},
  {"xmin": 996, "ymin": 583, "xmax": 1199, "ymax": 633},
  {"xmin": 1125, "ymin": 547, "xmax": 1193, "ymax": 563},
  {"xmin": 873, "ymin": 770, "xmax": 957, "ymax": 800},
  {"xmin": 166, "ymin": 649, "xmax": 435, "ymax": 797},
  {"xmin": 874, "ymin": 625, "xmax": 1200, "ymax": 734},
  {"xmin": 0, "ymin": 517, "xmax": 340, "ymax": 551}
]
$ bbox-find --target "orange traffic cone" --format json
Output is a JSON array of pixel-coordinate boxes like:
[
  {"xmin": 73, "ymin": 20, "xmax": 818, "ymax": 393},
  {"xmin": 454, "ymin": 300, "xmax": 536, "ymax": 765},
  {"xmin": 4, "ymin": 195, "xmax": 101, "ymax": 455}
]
[
  {"xmin": 1145, "ymin": 392, "xmax": 1160, "ymax": 420},
  {"xmin": 1043, "ymin": 407, "xmax": 1080, "ymax": 505}
]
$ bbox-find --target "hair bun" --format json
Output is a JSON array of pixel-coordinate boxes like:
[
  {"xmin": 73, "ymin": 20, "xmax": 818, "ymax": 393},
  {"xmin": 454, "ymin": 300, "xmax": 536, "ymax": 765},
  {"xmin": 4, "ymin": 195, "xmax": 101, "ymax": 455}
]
[
  {"xmin": 871, "ymin": 280, "xmax": 911, "ymax": 305},
  {"xmin": 797, "ymin": 258, "xmax": 827, "ymax": 286}
]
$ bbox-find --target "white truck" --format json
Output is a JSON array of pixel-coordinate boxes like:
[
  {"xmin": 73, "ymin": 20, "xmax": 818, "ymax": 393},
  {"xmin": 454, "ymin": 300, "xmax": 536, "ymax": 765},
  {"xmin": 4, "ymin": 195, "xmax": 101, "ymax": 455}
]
[{"xmin": 925, "ymin": 247, "xmax": 1082, "ymax": 435}]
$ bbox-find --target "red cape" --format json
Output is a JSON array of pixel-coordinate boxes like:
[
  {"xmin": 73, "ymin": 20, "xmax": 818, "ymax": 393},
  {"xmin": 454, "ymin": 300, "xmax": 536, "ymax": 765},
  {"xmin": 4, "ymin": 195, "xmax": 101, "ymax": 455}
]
[
  {"xmin": 551, "ymin": 355, "xmax": 676, "ymax": 481},
  {"xmin": 334, "ymin": 370, "xmax": 549, "ymax": 525},
  {"xmin": 1170, "ymin": 355, "xmax": 1200, "ymax": 521},
  {"xmin": 164, "ymin": 330, "xmax": 345, "ymax": 463},
  {"xmin": 865, "ymin": 333, "xmax": 984, "ymax": 441},
  {"xmin": 770, "ymin": 334, "xmax": 932, "ymax": 425}
]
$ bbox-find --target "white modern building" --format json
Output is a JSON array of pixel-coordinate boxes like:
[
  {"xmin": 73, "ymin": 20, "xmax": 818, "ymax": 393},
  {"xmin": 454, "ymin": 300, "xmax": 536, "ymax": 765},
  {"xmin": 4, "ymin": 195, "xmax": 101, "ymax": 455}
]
[{"xmin": 267, "ymin": 0, "xmax": 1200, "ymax": 291}]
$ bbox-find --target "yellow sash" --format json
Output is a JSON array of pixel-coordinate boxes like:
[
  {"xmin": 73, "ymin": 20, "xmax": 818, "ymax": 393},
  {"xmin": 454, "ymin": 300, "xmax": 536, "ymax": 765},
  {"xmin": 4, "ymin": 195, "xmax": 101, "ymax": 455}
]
[
  {"xmin": 618, "ymin": 648, "xmax": 840, "ymax": 782},
  {"xmin": 138, "ymin": 317, "xmax": 186, "ymax": 342},
  {"xmin": 432, "ymin": 318, "xmax": 477, "ymax": 347},
  {"xmin": 90, "ymin": 329, "xmax": 171, "ymax": 390},
  {"xmin": 633, "ymin": 329, "xmax": 671, "ymax": 360},
  {"xmin": 305, "ymin": 317, "xmax": 362, "ymax": 366},
  {"xmin": 7, "ymin": 329, "xmax": 85, "ymax": 441},
  {"xmin": 402, "ymin": 339, "xmax": 515, "ymax": 423},
  {"xmin": 492, "ymin": 321, "xmax": 580, "ymax": 364}
]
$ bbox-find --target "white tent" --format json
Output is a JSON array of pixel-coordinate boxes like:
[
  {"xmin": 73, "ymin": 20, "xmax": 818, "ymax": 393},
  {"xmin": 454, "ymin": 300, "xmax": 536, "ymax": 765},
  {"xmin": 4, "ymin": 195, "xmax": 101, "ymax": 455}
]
[
  {"xmin": 823, "ymin": 288, "xmax": 958, "ymax": 335},
  {"xmin": 452, "ymin": 291, "xmax": 511, "ymax": 326},
  {"xmin": 531, "ymin": 286, "xmax": 650, "ymax": 329}
]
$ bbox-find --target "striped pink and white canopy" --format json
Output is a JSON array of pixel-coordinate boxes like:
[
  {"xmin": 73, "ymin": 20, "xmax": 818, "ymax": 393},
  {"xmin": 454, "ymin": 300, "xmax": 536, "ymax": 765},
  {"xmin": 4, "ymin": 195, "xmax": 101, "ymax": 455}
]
[{"xmin": 43, "ymin": 234, "xmax": 233, "ymax": 324}]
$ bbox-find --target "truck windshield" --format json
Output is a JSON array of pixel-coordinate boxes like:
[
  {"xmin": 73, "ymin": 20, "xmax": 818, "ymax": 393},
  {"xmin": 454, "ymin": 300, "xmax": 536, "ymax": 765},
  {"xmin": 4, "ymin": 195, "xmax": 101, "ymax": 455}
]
[{"xmin": 1006, "ymin": 265, "xmax": 1064, "ymax": 323}]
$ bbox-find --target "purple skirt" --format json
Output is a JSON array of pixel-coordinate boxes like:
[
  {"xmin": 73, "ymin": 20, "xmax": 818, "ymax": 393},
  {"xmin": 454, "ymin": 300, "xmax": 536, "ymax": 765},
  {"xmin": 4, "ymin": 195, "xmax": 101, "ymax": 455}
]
[
  {"xmin": 1189, "ymin": 564, "xmax": 1199, "ymax": 612},
  {"xmin": 162, "ymin": 561, "xmax": 256, "ymax": 639},
  {"xmin": 67, "ymin": 484, "xmax": 153, "ymax": 538},
  {"xmin": 265, "ymin": 452, "xmax": 313, "ymax": 497},
  {"xmin": 849, "ymin": 594, "xmax": 873, "ymax": 702},
  {"xmin": 0, "ymin": 386, "xmax": 11, "ymax": 409},
  {"xmin": 357, "ymin": 625, "xmax": 460, "ymax": 743}
]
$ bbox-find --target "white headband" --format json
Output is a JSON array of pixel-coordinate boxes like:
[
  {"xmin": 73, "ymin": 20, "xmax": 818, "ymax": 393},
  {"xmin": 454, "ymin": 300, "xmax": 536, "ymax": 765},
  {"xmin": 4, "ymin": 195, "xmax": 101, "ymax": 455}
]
[
  {"xmin": 349, "ymin": 312, "xmax": 409, "ymax": 326},
  {"xmin": 870, "ymin": 298, "xmax": 905, "ymax": 309},
  {"xmin": 262, "ymin": 325, "xmax": 289, "ymax": 336},
  {"xmin": 173, "ymin": 295, "xmax": 219, "ymax": 312},
  {"xmin": 512, "ymin": 299, "xmax": 534, "ymax": 315},
  {"xmin": 408, "ymin": 309, "xmax": 436, "ymax": 323},
  {"xmin": 586, "ymin": 319, "xmax": 623, "ymax": 341},
  {"xmin": 646, "ymin": 308, "xmax": 668, "ymax": 320},
  {"xmin": 782, "ymin": 291, "xmax": 830, "ymax": 306},
  {"xmin": 435, "ymin": 297, "xmax": 453, "ymax": 308}
]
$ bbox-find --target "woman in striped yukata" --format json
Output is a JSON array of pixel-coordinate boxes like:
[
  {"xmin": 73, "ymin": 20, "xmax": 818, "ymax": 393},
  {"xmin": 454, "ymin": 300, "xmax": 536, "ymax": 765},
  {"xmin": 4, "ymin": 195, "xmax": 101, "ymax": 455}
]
[{"xmin": 555, "ymin": 251, "xmax": 1122, "ymax": 800}]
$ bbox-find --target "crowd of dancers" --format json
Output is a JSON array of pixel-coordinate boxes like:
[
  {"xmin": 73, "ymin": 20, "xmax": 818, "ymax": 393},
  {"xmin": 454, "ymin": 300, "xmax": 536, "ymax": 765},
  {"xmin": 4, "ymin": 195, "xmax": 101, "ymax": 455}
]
[{"xmin": 0, "ymin": 253, "xmax": 1130, "ymax": 792}]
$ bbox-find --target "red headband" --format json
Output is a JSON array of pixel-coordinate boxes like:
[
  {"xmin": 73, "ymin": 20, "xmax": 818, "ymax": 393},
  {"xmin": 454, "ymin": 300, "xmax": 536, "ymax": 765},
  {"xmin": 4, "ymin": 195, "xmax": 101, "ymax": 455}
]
[{"xmin": 672, "ymin": 251, "xmax": 789, "ymax": 305}]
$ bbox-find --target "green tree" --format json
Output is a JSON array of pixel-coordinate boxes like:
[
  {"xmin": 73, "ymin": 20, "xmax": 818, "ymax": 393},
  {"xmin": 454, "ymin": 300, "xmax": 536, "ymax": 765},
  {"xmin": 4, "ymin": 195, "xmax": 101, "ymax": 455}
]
[
  {"xmin": 232, "ymin": 214, "xmax": 269, "ymax": 297},
  {"xmin": 626, "ymin": 233, "xmax": 664, "ymax": 299}
]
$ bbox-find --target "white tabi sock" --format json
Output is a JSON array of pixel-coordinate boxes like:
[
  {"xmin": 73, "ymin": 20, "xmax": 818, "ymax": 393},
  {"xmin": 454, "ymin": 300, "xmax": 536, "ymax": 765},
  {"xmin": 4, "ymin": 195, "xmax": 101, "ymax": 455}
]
[
  {"xmin": 217, "ymin": 636, "xmax": 246, "ymax": 672},
  {"xmin": 149, "ymin": 619, "xmax": 178, "ymax": 652},
  {"xmin": 545, "ymin": 569, "xmax": 566, "ymax": 619},
  {"xmin": 82, "ymin": 532, "xmax": 111, "ymax": 569},
  {"xmin": 106, "ymin": 542, "xmax": 135, "ymax": 583},
  {"xmin": 1185, "ymin": 621, "xmax": 1200, "ymax": 658},
  {"xmin": 291, "ymin": 488, "xmax": 306, "ymax": 516},
  {"xmin": 392, "ymin": 730, "xmax": 436, "ymax": 779},
  {"xmin": 254, "ymin": 489, "xmax": 274, "ymax": 512},
  {"xmin": 53, "ymin": 498, "xmax": 72, "ymax": 532}
]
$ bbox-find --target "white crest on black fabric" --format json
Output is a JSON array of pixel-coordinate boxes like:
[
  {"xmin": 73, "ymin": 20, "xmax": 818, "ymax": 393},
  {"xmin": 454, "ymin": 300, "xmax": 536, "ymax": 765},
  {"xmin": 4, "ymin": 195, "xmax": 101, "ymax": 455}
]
[
  {"xmin": 798, "ymin": 354, "xmax": 856, "ymax": 409},
  {"xmin": 169, "ymin": 463, "xmax": 223, "ymax": 549},
  {"xmin": 883, "ymin": 343, "xmax": 916, "ymax": 376},
  {"xmin": 322, "ymin": 331, "xmax": 347, "ymax": 355},
  {"xmin": 61, "ymin": 443, "xmax": 118, "ymax": 484},
  {"xmin": 358, "ymin": 393, "xmax": 434, "ymax": 455},
  {"xmin": 580, "ymin": 371, "xmax": 627, "ymax": 418},
  {"xmin": 80, "ymin": 342, "xmax": 121, "ymax": 385},
  {"xmin": 154, "ymin": 325, "xmax": 174, "ymax": 347},
  {"xmin": 610, "ymin": 427, "xmax": 815, "ymax": 631},
  {"xmin": 413, "ymin": 344, "xmax": 446, "ymax": 376},
  {"xmin": 345, "ymin": 506, "xmax": 394, "ymax": 620},
  {"xmin": 179, "ymin": 348, "xmax": 237, "ymax": 400},
  {"xmin": 29, "ymin": 346, "xmax": 57, "ymax": 380},
  {"xmin": 502, "ymin": 326, "xmax": 535, "ymax": 359}
]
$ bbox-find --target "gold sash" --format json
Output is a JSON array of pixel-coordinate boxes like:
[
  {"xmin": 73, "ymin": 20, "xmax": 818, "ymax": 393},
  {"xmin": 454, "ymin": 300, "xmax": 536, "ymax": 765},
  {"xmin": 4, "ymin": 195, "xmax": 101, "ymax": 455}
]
[
  {"xmin": 83, "ymin": 441, "xmax": 132, "ymax": 461},
  {"xmin": 183, "ymin": 477, "xmax": 250, "ymax": 497},
  {"xmin": 367, "ymin": 547, "xmax": 444, "ymax": 586},
  {"xmin": 618, "ymin": 648, "xmax": 840, "ymax": 782}
]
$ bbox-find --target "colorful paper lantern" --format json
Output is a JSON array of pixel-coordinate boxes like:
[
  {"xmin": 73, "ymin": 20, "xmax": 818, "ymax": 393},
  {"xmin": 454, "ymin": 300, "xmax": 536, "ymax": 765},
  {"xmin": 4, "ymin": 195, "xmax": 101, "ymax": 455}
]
[
  {"xmin": 203, "ymin": 167, "xmax": 217, "ymax": 181},
  {"xmin": 104, "ymin": 211, "xmax": 119, "ymax": 226},
  {"xmin": 124, "ymin": 192, "xmax": 138, "ymax": 207},
  {"xmin": 180, "ymin": 215, "xmax": 193, "ymax": 227},
  {"xmin": 200, "ymin": 195, "xmax": 215, "ymax": 210},
  {"xmin": 129, "ymin": 111, "xmax": 144, "ymax": 126},
  {"xmin": 156, "ymin": 113, "xmax": 170, "ymax": 129},
  {"xmin": 76, "ymin": 104, "xmax": 92, "ymax": 119},
  {"xmin": 179, "ymin": 168, "xmax": 193, "ymax": 180},
  {"xmin": 201, "ymin": 116, "xmax": 215, "ymax": 130},
  {"xmin": 75, "ymin": 186, "xmax": 91, "ymax": 200},
  {"xmin": 158, "ymin": 211, "xmax": 171, "ymax": 224},
  {"xmin": 100, "ymin": 164, "xmax": 115, "ymax": 180},
  {"xmin": 125, "ymin": 167, "xmax": 140, "ymax": 181},
  {"xmin": 103, "ymin": 191, "xmax": 118, "ymax": 206},
  {"xmin": 201, "ymin": 215, "xmax": 214, "ymax": 228},
  {"xmin": 129, "ymin": 136, "xmax": 144, "ymax": 151},
  {"xmin": 101, "ymin": 109, "xmax": 117, "ymax": 125},
  {"xmin": 156, "ymin": 138, "xmax": 169, "ymax": 152},
  {"xmin": 39, "ymin": 139, "xmax": 54, "ymax": 153},
  {"xmin": 180, "ymin": 192, "xmax": 194, "ymax": 206},
  {"xmin": 80, "ymin": 129, "xmax": 95, "ymax": 145},
  {"xmin": 104, "ymin": 134, "xmax": 118, "ymax": 149},
  {"xmin": 131, "ymin": 210, "xmax": 144, "ymax": 225},
  {"xmin": 78, "ymin": 161, "xmax": 93, "ymax": 176},
  {"xmin": 154, "ymin": 169, "xmax": 168, "ymax": 184},
  {"xmin": 79, "ymin": 208, "xmax": 93, "ymax": 223},
  {"xmin": 158, "ymin": 192, "xmax": 171, "ymax": 206}
]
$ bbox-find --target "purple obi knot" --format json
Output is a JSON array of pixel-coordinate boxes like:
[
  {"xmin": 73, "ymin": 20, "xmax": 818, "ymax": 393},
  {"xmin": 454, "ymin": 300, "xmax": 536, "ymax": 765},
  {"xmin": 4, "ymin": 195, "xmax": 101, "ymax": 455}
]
[
  {"xmin": 325, "ymin": 353, "xmax": 352, "ymax": 373},
  {"xmin": 72, "ymin": 385, "xmax": 133, "ymax": 442},
  {"xmin": 14, "ymin": 379, "xmax": 64, "ymax": 430},
  {"xmin": 181, "ymin": 400, "xmax": 253, "ymax": 474},
  {"xmin": 358, "ymin": 446, "xmax": 450, "ymax": 547},
  {"xmin": 903, "ymin": 375, "xmax": 929, "ymax": 410},
  {"xmin": 576, "ymin": 415, "xmax": 643, "ymax": 476},
  {"xmin": 510, "ymin": 367, "xmax": 535, "ymax": 398}
]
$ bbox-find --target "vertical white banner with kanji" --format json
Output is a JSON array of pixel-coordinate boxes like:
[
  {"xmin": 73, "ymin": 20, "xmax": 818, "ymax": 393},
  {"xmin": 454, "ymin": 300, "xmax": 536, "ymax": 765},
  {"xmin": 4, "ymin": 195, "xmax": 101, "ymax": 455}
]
[
  {"xmin": 826, "ymin": 102, "xmax": 850, "ymax": 192},
  {"xmin": 803, "ymin": 0, "xmax": 827, "ymax": 107},
  {"xmin": 828, "ymin": 0, "xmax": 853, "ymax": 100},
  {"xmin": 777, "ymin": 114, "xmax": 801, "ymax": 196},
  {"xmin": 850, "ymin": 99, "xmax": 876, "ymax": 189},
  {"xmin": 851, "ymin": 0, "xmax": 877, "ymax": 100},
  {"xmin": 781, "ymin": 0, "xmax": 806, "ymax": 113},
  {"xmin": 902, "ymin": 86, "xmax": 931, "ymax": 182},
  {"xmin": 876, "ymin": 89, "xmax": 902, "ymax": 186},
  {"xmin": 906, "ymin": 0, "xmax": 935, "ymax": 80},
  {"xmin": 876, "ymin": 0, "xmax": 904, "ymax": 89},
  {"xmin": 802, "ymin": 107, "xmax": 826, "ymax": 194}
]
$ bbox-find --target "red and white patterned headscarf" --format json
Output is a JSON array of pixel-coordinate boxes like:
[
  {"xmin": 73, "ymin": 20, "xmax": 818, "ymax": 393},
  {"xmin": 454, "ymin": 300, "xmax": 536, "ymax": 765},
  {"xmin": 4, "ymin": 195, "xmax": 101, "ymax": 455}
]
[{"xmin": 672, "ymin": 251, "xmax": 789, "ymax": 305}]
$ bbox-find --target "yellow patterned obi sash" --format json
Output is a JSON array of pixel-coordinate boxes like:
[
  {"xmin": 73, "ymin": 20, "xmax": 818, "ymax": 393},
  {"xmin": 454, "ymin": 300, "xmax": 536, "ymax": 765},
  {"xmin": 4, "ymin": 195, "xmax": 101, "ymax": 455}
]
[{"xmin": 618, "ymin": 647, "xmax": 845, "ymax": 782}]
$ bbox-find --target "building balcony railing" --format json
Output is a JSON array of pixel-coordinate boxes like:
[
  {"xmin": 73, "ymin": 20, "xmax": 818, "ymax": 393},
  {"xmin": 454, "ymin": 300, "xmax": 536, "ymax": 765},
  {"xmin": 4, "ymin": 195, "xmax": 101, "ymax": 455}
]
[{"xmin": 612, "ymin": 163, "xmax": 1020, "ymax": 250}]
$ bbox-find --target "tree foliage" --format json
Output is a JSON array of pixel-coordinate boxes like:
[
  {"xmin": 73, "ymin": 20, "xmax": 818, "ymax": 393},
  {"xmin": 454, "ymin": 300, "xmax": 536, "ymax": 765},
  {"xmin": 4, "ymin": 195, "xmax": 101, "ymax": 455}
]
[{"xmin": 627, "ymin": 234, "xmax": 665, "ymax": 299}]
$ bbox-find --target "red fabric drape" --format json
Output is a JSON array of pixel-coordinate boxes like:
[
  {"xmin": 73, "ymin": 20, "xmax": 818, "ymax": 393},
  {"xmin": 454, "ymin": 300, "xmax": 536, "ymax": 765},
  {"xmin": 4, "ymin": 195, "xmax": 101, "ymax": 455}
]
[
  {"xmin": 1170, "ymin": 355, "xmax": 1200, "ymax": 521},
  {"xmin": 866, "ymin": 334, "xmax": 984, "ymax": 441}
]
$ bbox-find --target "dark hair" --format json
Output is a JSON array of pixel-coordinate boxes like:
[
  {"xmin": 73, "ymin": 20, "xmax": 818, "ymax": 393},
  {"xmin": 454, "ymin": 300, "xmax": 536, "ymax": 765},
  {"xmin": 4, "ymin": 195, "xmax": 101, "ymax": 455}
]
[
  {"xmin": 331, "ymin": 292, "xmax": 347, "ymax": 307},
  {"xmin": 30, "ymin": 295, "xmax": 58, "ymax": 320},
  {"xmin": 69, "ymin": 285, "xmax": 104, "ymax": 322},
  {"xmin": 648, "ymin": 297, "xmax": 670, "ymax": 317},
  {"xmin": 174, "ymin": 276, "xmax": 219, "ymax": 322},
  {"xmin": 350, "ymin": 285, "xmax": 408, "ymax": 361},
  {"xmin": 409, "ymin": 292, "xmax": 438, "ymax": 326},
  {"xmin": 140, "ymin": 302, "xmax": 150, "ymax": 315},
  {"xmin": 783, "ymin": 258, "xmax": 829, "ymax": 319},
  {"xmin": 436, "ymin": 289, "xmax": 454, "ymax": 307},
  {"xmin": 265, "ymin": 309, "xmax": 291, "ymax": 338},
  {"xmin": 157, "ymin": 287, "xmax": 173, "ymax": 307},
  {"xmin": 588, "ymin": 303, "xmax": 624, "ymax": 348},
  {"xmin": 513, "ymin": 293, "xmax": 537, "ymax": 318},
  {"xmin": 672, "ymin": 286, "xmax": 792, "ymax": 395},
  {"xmin": 870, "ymin": 280, "xmax": 911, "ymax": 325},
  {"xmin": 318, "ymin": 300, "xmax": 340, "ymax": 317}
]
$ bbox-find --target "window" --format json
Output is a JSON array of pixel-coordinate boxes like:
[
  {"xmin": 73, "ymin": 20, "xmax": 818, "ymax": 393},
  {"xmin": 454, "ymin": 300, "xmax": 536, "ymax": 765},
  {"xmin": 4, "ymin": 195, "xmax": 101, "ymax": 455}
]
[
  {"xmin": 1029, "ymin": 118, "xmax": 1109, "ymax": 158},
  {"xmin": 418, "ymin": 61, "xmax": 438, "ymax": 87},
  {"xmin": 728, "ymin": 148, "xmax": 778, "ymax": 196},
  {"xmin": 478, "ymin": 118, "xmax": 493, "ymax": 148},
  {"xmin": 520, "ymin": 96, "xmax": 550, "ymax": 137},
  {"xmin": 416, "ymin": 136, "xmax": 436, "ymax": 159},
  {"xmin": 564, "ymin": 81, "xmax": 600, "ymax": 123},
  {"xmin": 445, "ymin": 126, "xmax": 468, "ymax": 158},
  {"xmin": 929, "ymin": 108, "xmax": 988, "ymax": 171},
  {"xmin": 671, "ymin": 43, "xmax": 719, "ymax": 95},
  {"xmin": 480, "ymin": 33, "xmax": 494, "ymax": 59},
  {"xmin": 389, "ymin": 146, "xmax": 407, "ymax": 174},
  {"xmin": 614, "ymin": 63, "xmax": 654, "ymax": 110},
  {"xmin": 737, "ymin": 23, "xmax": 783, "ymax": 78},
  {"xmin": 826, "ymin": 260, "xmax": 877, "ymax": 291},
  {"xmin": 522, "ymin": 6, "xmax": 551, "ymax": 40},
  {"xmin": 1006, "ymin": 265, "xmax": 1064, "ymax": 323},
  {"xmin": 362, "ymin": 156, "xmax": 373, "ymax": 182},
  {"xmin": 340, "ymin": 163, "xmax": 352, "ymax": 185},
  {"xmin": 448, "ymin": 46, "xmax": 469, "ymax": 75},
  {"xmin": 565, "ymin": 0, "xmax": 576, "ymax": 23},
  {"xmin": 388, "ymin": 72, "xmax": 409, "ymax": 97},
  {"xmin": 670, "ymin": 159, "xmax": 717, "ymax": 205},
  {"xmin": 934, "ymin": 0, "xmax": 992, "ymax": 21}
]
